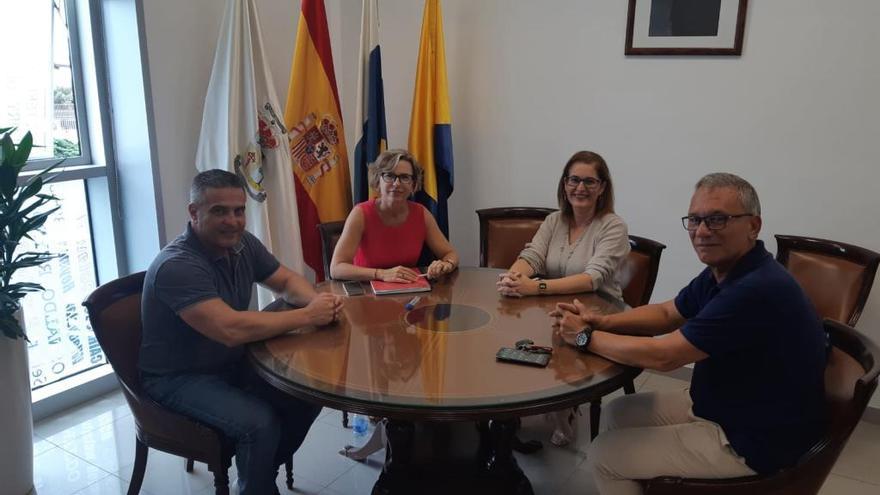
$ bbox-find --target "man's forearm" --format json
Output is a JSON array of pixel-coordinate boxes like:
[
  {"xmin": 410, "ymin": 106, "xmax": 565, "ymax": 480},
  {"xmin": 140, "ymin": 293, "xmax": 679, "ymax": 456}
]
[
  {"xmin": 221, "ymin": 307, "xmax": 314, "ymax": 346},
  {"xmin": 589, "ymin": 332, "xmax": 677, "ymax": 371},
  {"xmin": 283, "ymin": 272, "xmax": 319, "ymax": 305},
  {"xmin": 600, "ymin": 302, "xmax": 682, "ymax": 337},
  {"xmin": 181, "ymin": 297, "xmax": 319, "ymax": 348}
]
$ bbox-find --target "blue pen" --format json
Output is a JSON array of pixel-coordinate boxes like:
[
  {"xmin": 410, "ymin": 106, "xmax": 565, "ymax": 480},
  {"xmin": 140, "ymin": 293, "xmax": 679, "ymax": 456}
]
[{"xmin": 405, "ymin": 296, "xmax": 421, "ymax": 310}]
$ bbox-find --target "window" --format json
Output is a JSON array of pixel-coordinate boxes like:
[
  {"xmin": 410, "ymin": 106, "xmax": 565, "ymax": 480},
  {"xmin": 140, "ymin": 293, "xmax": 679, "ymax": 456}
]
[
  {"xmin": 1, "ymin": 0, "xmax": 91, "ymax": 166},
  {"xmin": 2, "ymin": 0, "xmax": 118, "ymax": 394},
  {"xmin": 19, "ymin": 181, "xmax": 103, "ymax": 390}
]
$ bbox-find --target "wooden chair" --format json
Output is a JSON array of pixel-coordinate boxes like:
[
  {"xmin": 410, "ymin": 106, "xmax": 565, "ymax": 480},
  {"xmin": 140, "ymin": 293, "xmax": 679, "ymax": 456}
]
[
  {"xmin": 620, "ymin": 235, "xmax": 667, "ymax": 308},
  {"xmin": 586, "ymin": 235, "xmax": 667, "ymax": 439},
  {"xmin": 317, "ymin": 221, "xmax": 346, "ymax": 281},
  {"xmin": 775, "ymin": 235, "xmax": 880, "ymax": 326},
  {"xmin": 476, "ymin": 207, "xmax": 557, "ymax": 268},
  {"xmin": 317, "ymin": 220, "xmax": 352, "ymax": 428},
  {"xmin": 642, "ymin": 318, "xmax": 880, "ymax": 494},
  {"xmin": 82, "ymin": 272, "xmax": 294, "ymax": 495}
]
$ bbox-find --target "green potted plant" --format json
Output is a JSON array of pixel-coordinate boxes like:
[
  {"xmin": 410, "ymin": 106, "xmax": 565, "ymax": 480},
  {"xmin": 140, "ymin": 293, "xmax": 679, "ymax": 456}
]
[
  {"xmin": 1, "ymin": 127, "xmax": 60, "ymax": 338},
  {"xmin": 0, "ymin": 126, "xmax": 60, "ymax": 495}
]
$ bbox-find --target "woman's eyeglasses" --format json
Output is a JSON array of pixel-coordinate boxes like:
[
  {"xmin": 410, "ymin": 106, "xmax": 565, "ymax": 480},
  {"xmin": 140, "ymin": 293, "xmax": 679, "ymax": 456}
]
[
  {"xmin": 380, "ymin": 172, "xmax": 414, "ymax": 185},
  {"xmin": 564, "ymin": 175, "xmax": 602, "ymax": 189}
]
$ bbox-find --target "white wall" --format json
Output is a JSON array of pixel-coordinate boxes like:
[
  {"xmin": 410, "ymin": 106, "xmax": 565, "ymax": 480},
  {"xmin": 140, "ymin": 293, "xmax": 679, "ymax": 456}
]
[{"xmin": 140, "ymin": 0, "xmax": 880, "ymax": 405}]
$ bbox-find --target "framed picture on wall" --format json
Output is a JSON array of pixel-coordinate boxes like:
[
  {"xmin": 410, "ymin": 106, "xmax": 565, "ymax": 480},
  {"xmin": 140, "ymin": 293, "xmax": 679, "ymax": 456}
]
[{"xmin": 625, "ymin": 0, "xmax": 748, "ymax": 55}]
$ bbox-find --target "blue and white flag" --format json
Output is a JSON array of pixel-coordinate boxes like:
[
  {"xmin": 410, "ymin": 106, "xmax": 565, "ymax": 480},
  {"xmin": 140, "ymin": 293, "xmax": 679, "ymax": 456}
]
[
  {"xmin": 353, "ymin": 0, "xmax": 388, "ymax": 204},
  {"xmin": 196, "ymin": 0, "xmax": 305, "ymax": 302}
]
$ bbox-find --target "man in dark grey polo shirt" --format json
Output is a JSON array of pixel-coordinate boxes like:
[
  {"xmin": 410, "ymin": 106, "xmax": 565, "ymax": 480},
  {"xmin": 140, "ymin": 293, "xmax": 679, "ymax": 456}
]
[{"xmin": 140, "ymin": 170, "xmax": 343, "ymax": 495}]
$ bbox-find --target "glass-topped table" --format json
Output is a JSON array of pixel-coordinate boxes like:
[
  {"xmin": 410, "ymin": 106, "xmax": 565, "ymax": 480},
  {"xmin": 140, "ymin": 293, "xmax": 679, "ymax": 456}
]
[{"xmin": 249, "ymin": 267, "xmax": 640, "ymax": 494}]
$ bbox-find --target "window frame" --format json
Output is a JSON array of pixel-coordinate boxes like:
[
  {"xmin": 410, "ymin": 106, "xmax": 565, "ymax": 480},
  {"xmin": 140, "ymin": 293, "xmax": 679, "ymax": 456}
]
[
  {"xmin": 18, "ymin": 0, "xmax": 95, "ymax": 172},
  {"xmin": 6, "ymin": 0, "xmax": 130, "ymax": 410}
]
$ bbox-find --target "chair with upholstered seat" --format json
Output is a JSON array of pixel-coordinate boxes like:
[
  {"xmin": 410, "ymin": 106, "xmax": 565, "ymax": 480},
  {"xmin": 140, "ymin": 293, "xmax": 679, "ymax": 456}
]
[
  {"xmin": 585, "ymin": 235, "xmax": 667, "ymax": 439},
  {"xmin": 83, "ymin": 272, "xmax": 294, "ymax": 495},
  {"xmin": 775, "ymin": 235, "xmax": 880, "ymax": 327},
  {"xmin": 641, "ymin": 318, "xmax": 880, "ymax": 495},
  {"xmin": 620, "ymin": 235, "xmax": 667, "ymax": 309},
  {"xmin": 476, "ymin": 207, "xmax": 557, "ymax": 268},
  {"xmin": 317, "ymin": 221, "xmax": 346, "ymax": 281},
  {"xmin": 317, "ymin": 220, "xmax": 351, "ymax": 428}
]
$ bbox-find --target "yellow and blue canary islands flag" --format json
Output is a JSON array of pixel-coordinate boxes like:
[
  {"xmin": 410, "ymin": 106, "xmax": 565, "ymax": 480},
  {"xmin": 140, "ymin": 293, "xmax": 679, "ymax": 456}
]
[{"xmin": 408, "ymin": 0, "xmax": 454, "ymax": 236}]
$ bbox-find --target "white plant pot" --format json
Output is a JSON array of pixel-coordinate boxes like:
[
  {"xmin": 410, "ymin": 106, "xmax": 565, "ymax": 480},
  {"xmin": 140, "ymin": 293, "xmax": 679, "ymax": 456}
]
[{"xmin": 0, "ymin": 309, "xmax": 35, "ymax": 495}]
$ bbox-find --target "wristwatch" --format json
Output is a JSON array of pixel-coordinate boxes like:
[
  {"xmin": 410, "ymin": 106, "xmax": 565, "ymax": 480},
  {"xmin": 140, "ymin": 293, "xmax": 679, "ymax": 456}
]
[
  {"xmin": 537, "ymin": 280, "xmax": 548, "ymax": 294},
  {"xmin": 575, "ymin": 325, "xmax": 593, "ymax": 353}
]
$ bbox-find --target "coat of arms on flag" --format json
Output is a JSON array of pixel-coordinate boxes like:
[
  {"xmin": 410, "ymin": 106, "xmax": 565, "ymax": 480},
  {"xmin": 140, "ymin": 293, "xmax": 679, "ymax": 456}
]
[
  {"xmin": 233, "ymin": 143, "xmax": 266, "ymax": 203},
  {"xmin": 289, "ymin": 112, "xmax": 343, "ymax": 186},
  {"xmin": 233, "ymin": 102, "xmax": 287, "ymax": 203}
]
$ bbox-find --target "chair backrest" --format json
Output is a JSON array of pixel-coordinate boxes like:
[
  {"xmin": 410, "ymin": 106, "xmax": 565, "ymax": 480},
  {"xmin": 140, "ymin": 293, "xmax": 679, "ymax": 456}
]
[
  {"xmin": 476, "ymin": 207, "xmax": 556, "ymax": 268},
  {"xmin": 84, "ymin": 271, "xmax": 231, "ymax": 461},
  {"xmin": 318, "ymin": 221, "xmax": 345, "ymax": 280},
  {"xmin": 643, "ymin": 319, "xmax": 880, "ymax": 495},
  {"xmin": 83, "ymin": 271, "xmax": 146, "ymax": 397},
  {"xmin": 775, "ymin": 235, "xmax": 880, "ymax": 326},
  {"xmin": 619, "ymin": 235, "xmax": 666, "ymax": 308}
]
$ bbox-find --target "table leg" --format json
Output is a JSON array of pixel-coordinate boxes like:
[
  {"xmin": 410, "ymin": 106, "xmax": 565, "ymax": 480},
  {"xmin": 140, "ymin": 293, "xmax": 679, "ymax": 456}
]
[
  {"xmin": 485, "ymin": 419, "xmax": 534, "ymax": 495},
  {"xmin": 590, "ymin": 398, "xmax": 602, "ymax": 440},
  {"xmin": 372, "ymin": 420, "xmax": 415, "ymax": 495}
]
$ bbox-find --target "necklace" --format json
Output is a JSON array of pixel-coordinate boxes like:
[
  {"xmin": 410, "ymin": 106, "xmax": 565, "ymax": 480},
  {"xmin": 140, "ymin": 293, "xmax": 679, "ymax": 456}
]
[{"xmin": 558, "ymin": 220, "xmax": 591, "ymax": 276}]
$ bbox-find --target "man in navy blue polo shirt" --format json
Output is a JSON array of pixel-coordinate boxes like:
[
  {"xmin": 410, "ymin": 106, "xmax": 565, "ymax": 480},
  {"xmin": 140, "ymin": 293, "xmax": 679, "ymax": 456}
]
[
  {"xmin": 552, "ymin": 173, "xmax": 826, "ymax": 494},
  {"xmin": 140, "ymin": 170, "xmax": 343, "ymax": 495}
]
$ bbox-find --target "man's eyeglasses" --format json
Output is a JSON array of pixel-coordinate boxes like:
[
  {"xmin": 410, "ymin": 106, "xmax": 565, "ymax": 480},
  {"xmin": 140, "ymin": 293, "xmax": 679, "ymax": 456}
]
[
  {"xmin": 564, "ymin": 175, "xmax": 602, "ymax": 189},
  {"xmin": 681, "ymin": 214, "xmax": 754, "ymax": 231},
  {"xmin": 380, "ymin": 172, "xmax": 414, "ymax": 185}
]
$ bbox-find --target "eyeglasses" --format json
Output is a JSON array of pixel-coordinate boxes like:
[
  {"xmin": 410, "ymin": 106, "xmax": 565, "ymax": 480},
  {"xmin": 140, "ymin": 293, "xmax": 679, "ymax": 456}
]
[
  {"xmin": 681, "ymin": 214, "xmax": 754, "ymax": 231},
  {"xmin": 564, "ymin": 175, "xmax": 602, "ymax": 189},
  {"xmin": 380, "ymin": 172, "xmax": 414, "ymax": 185}
]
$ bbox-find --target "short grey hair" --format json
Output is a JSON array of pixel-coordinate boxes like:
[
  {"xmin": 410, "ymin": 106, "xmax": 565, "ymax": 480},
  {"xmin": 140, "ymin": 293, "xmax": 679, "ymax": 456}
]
[
  {"xmin": 367, "ymin": 149, "xmax": 424, "ymax": 192},
  {"xmin": 190, "ymin": 169, "xmax": 245, "ymax": 204},
  {"xmin": 695, "ymin": 172, "xmax": 761, "ymax": 216}
]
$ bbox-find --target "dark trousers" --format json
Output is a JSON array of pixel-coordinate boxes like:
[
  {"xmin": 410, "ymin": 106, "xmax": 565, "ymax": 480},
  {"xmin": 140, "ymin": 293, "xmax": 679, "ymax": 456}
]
[{"xmin": 143, "ymin": 362, "xmax": 321, "ymax": 494}]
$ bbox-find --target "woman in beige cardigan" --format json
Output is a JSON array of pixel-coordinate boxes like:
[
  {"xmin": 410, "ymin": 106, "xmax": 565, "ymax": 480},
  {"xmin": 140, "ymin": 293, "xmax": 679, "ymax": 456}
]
[{"xmin": 497, "ymin": 150, "xmax": 630, "ymax": 446}]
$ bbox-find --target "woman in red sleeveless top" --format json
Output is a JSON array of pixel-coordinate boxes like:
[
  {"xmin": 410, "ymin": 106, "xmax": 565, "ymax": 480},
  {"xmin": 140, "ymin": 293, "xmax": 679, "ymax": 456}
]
[{"xmin": 330, "ymin": 149, "xmax": 458, "ymax": 282}]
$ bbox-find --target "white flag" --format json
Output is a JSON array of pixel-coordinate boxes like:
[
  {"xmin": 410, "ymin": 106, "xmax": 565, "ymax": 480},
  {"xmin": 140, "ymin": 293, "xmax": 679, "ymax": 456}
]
[{"xmin": 196, "ymin": 0, "xmax": 306, "ymax": 306}]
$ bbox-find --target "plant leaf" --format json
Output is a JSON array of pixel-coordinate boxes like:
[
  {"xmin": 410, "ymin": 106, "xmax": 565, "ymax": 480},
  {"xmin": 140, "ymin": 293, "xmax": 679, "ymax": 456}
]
[
  {"xmin": 0, "ymin": 313, "xmax": 26, "ymax": 339},
  {"xmin": 12, "ymin": 132, "xmax": 33, "ymax": 165},
  {"xmin": 0, "ymin": 133, "xmax": 13, "ymax": 165},
  {"xmin": 3, "ymin": 281, "xmax": 46, "ymax": 293},
  {"xmin": 0, "ymin": 163, "xmax": 17, "ymax": 198},
  {"xmin": 21, "ymin": 206, "xmax": 59, "ymax": 233}
]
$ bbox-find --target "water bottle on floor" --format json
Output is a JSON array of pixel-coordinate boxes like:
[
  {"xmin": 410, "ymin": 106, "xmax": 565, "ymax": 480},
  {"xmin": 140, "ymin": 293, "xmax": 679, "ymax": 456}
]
[{"xmin": 351, "ymin": 414, "xmax": 369, "ymax": 447}]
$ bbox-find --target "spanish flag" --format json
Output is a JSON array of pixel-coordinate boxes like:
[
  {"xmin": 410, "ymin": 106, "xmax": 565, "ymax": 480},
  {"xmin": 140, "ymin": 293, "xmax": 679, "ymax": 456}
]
[
  {"xmin": 353, "ymin": 0, "xmax": 388, "ymax": 204},
  {"xmin": 284, "ymin": 0, "xmax": 351, "ymax": 281},
  {"xmin": 409, "ymin": 0, "xmax": 454, "ymax": 237}
]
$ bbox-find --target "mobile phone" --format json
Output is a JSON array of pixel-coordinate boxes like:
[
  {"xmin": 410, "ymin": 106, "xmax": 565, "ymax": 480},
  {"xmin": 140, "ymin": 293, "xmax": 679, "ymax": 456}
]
[
  {"xmin": 496, "ymin": 347, "xmax": 550, "ymax": 367},
  {"xmin": 343, "ymin": 281, "xmax": 365, "ymax": 296}
]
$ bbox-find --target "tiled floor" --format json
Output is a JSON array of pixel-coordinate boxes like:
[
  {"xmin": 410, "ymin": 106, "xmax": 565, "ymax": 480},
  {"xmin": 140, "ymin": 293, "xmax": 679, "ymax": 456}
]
[{"xmin": 32, "ymin": 372, "xmax": 880, "ymax": 494}]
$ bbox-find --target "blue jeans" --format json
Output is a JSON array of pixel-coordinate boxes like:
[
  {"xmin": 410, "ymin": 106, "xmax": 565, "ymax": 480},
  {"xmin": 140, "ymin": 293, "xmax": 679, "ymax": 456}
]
[{"xmin": 142, "ymin": 362, "xmax": 321, "ymax": 494}]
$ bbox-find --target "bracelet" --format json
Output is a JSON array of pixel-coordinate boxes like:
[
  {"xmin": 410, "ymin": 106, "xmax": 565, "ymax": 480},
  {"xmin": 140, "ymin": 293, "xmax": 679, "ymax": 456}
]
[
  {"xmin": 374, "ymin": 268, "xmax": 379, "ymax": 280},
  {"xmin": 441, "ymin": 259, "xmax": 455, "ymax": 267}
]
